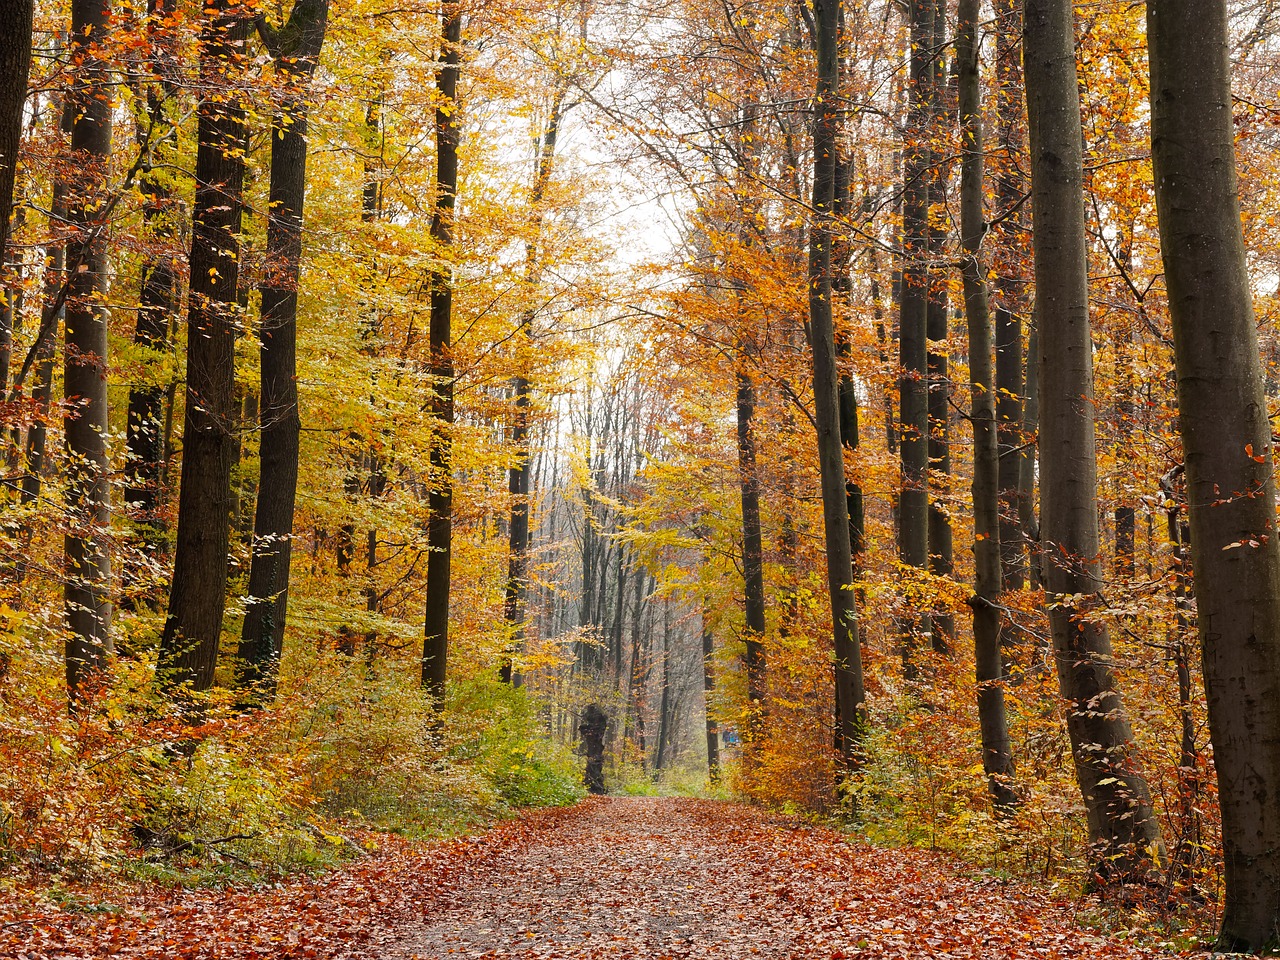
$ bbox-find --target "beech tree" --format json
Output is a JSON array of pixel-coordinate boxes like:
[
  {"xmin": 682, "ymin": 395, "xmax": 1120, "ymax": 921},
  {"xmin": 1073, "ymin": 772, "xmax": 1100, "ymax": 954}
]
[
  {"xmin": 158, "ymin": 0, "xmax": 253, "ymax": 692},
  {"xmin": 238, "ymin": 0, "xmax": 330, "ymax": 692},
  {"xmin": 63, "ymin": 0, "xmax": 114, "ymax": 697},
  {"xmin": 0, "ymin": 0, "xmax": 33, "ymax": 390},
  {"xmin": 1023, "ymin": 0, "xmax": 1161, "ymax": 879},
  {"xmin": 809, "ymin": 0, "xmax": 864, "ymax": 760},
  {"xmin": 422, "ymin": 3, "xmax": 462, "ymax": 702},
  {"xmin": 1148, "ymin": 0, "xmax": 1280, "ymax": 948}
]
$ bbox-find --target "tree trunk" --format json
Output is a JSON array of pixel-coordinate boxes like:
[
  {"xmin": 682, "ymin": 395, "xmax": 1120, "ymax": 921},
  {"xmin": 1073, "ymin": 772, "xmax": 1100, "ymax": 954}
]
[
  {"xmin": 702, "ymin": 613, "xmax": 720, "ymax": 783},
  {"xmin": 421, "ymin": 4, "xmax": 461, "ymax": 703},
  {"xmin": 1018, "ymin": 319, "xmax": 1040, "ymax": 588},
  {"xmin": 0, "ymin": 0, "xmax": 33, "ymax": 394},
  {"xmin": 64, "ymin": 0, "xmax": 115, "ymax": 699},
  {"xmin": 237, "ymin": 0, "xmax": 329, "ymax": 694},
  {"xmin": 925, "ymin": 0, "xmax": 953, "ymax": 654},
  {"xmin": 158, "ymin": 0, "xmax": 252, "ymax": 693},
  {"xmin": 123, "ymin": 0, "xmax": 179, "ymax": 607},
  {"xmin": 993, "ymin": 0, "xmax": 1028, "ymax": 591},
  {"xmin": 1148, "ymin": 0, "xmax": 1280, "ymax": 946},
  {"xmin": 957, "ymin": 0, "xmax": 1017, "ymax": 814},
  {"xmin": 22, "ymin": 184, "xmax": 65, "ymax": 509},
  {"xmin": 504, "ymin": 90, "xmax": 566, "ymax": 686},
  {"xmin": 1023, "ymin": 0, "xmax": 1161, "ymax": 881},
  {"xmin": 736, "ymin": 369, "xmax": 767, "ymax": 743},
  {"xmin": 810, "ymin": 0, "xmax": 865, "ymax": 763}
]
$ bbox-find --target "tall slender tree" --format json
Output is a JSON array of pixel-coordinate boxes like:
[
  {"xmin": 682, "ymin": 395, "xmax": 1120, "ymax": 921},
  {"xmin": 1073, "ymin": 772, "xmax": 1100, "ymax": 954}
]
[
  {"xmin": 809, "ymin": 0, "xmax": 865, "ymax": 762},
  {"xmin": 957, "ymin": 0, "xmax": 1016, "ymax": 812},
  {"xmin": 238, "ymin": 0, "xmax": 330, "ymax": 693},
  {"xmin": 1023, "ymin": 0, "xmax": 1161, "ymax": 880},
  {"xmin": 421, "ymin": 3, "xmax": 462, "ymax": 702},
  {"xmin": 158, "ymin": 0, "xmax": 253, "ymax": 693},
  {"xmin": 1148, "ymin": 0, "xmax": 1280, "ymax": 947},
  {"xmin": 64, "ymin": 0, "xmax": 115, "ymax": 699}
]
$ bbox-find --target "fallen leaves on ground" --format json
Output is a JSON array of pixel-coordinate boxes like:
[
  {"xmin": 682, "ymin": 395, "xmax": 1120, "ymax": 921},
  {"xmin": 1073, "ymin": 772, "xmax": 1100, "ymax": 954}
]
[{"xmin": 1, "ymin": 798, "xmax": 1199, "ymax": 959}]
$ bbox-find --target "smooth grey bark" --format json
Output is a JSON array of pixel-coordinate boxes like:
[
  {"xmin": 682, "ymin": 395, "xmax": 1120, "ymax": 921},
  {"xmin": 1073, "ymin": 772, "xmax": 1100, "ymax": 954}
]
[
  {"xmin": 810, "ymin": 0, "xmax": 865, "ymax": 762},
  {"xmin": 993, "ymin": 0, "xmax": 1028, "ymax": 591},
  {"xmin": 158, "ymin": 0, "xmax": 253, "ymax": 692},
  {"xmin": 238, "ymin": 0, "xmax": 330, "ymax": 693},
  {"xmin": 421, "ymin": 4, "xmax": 461, "ymax": 702},
  {"xmin": 0, "ymin": 0, "xmax": 33, "ymax": 394},
  {"xmin": 1148, "ymin": 0, "xmax": 1280, "ymax": 947},
  {"xmin": 957, "ymin": 0, "xmax": 1017, "ymax": 813},
  {"xmin": 64, "ymin": 0, "xmax": 115, "ymax": 698},
  {"xmin": 1023, "ymin": 0, "xmax": 1161, "ymax": 880}
]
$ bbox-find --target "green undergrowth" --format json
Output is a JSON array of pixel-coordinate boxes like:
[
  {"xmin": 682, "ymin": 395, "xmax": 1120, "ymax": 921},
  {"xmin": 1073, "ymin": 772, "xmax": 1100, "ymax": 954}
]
[{"xmin": 0, "ymin": 633, "xmax": 585, "ymax": 891}]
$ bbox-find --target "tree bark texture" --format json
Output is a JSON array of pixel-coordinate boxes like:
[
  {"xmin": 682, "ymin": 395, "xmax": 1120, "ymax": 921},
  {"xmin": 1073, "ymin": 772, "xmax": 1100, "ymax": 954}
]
[
  {"xmin": 1023, "ymin": 0, "xmax": 1161, "ymax": 880},
  {"xmin": 736, "ymin": 370, "xmax": 768, "ymax": 736},
  {"xmin": 810, "ymin": 0, "xmax": 865, "ymax": 762},
  {"xmin": 64, "ymin": 0, "xmax": 115, "ymax": 698},
  {"xmin": 158, "ymin": 1, "xmax": 252, "ymax": 692},
  {"xmin": 0, "ymin": 0, "xmax": 33, "ymax": 395},
  {"xmin": 1148, "ymin": 0, "xmax": 1280, "ymax": 947},
  {"xmin": 993, "ymin": 0, "xmax": 1028, "ymax": 591},
  {"xmin": 421, "ymin": 4, "xmax": 461, "ymax": 702},
  {"xmin": 957, "ymin": 0, "xmax": 1017, "ymax": 813},
  {"xmin": 238, "ymin": 0, "xmax": 330, "ymax": 693}
]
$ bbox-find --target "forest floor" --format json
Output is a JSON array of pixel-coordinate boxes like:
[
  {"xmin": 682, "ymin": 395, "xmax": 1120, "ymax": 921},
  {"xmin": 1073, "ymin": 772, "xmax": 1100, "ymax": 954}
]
[{"xmin": 3, "ymin": 797, "xmax": 1201, "ymax": 959}]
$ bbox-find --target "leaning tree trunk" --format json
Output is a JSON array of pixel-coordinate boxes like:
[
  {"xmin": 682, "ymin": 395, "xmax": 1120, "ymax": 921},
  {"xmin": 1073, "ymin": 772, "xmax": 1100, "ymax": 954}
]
[
  {"xmin": 809, "ymin": 0, "xmax": 865, "ymax": 763},
  {"xmin": 1023, "ymin": 0, "xmax": 1161, "ymax": 881},
  {"xmin": 1148, "ymin": 0, "xmax": 1280, "ymax": 948},
  {"xmin": 421, "ymin": 4, "xmax": 461, "ymax": 703},
  {"xmin": 957, "ymin": 0, "xmax": 1017, "ymax": 813},
  {"xmin": 238, "ymin": 0, "xmax": 329, "ymax": 695},
  {"xmin": 64, "ymin": 0, "xmax": 115, "ymax": 700},
  {"xmin": 0, "ymin": 0, "xmax": 33, "ymax": 393},
  {"xmin": 158, "ymin": 0, "xmax": 252, "ymax": 693}
]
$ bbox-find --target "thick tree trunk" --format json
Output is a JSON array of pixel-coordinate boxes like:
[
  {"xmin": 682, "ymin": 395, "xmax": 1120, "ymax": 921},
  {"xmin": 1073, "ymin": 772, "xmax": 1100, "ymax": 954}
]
[
  {"xmin": 238, "ymin": 0, "xmax": 329, "ymax": 693},
  {"xmin": 1024, "ymin": 0, "xmax": 1161, "ymax": 880},
  {"xmin": 64, "ymin": 0, "xmax": 114, "ymax": 698},
  {"xmin": 158, "ymin": 0, "xmax": 252, "ymax": 693},
  {"xmin": 421, "ymin": 4, "xmax": 461, "ymax": 702},
  {"xmin": 993, "ymin": 0, "xmax": 1028, "ymax": 592},
  {"xmin": 1148, "ymin": 0, "xmax": 1280, "ymax": 947},
  {"xmin": 957, "ymin": 0, "xmax": 1017, "ymax": 814},
  {"xmin": 736, "ymin": 369, "xmax": 767, "ymax": 742},
  {"xmin": 810, "ymin": 0, "xmax": 865, "ymax": 763},
  {"xmin": 0, "ymin": 0, "xmax": 33, "ymax": 394}
]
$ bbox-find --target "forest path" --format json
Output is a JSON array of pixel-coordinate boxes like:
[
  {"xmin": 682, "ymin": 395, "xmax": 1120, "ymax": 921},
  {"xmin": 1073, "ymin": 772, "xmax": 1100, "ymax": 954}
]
[
  {"xmin": 377, "ymin": 797, "xmax": 1174, "ymax": 959},
  {"xmin": 8, "ymin": 797, "xmax": 1187, "ymax": 959}
]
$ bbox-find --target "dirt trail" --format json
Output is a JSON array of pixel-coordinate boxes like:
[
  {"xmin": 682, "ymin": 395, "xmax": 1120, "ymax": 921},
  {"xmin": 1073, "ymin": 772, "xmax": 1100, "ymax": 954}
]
[
  {"xmin": 378, "ymin": 797, "xmax": 1176, "ymax": 959},
  {"xmin": 5, "ymin": 797, "xmax": 1190, "ymax": 959}
]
